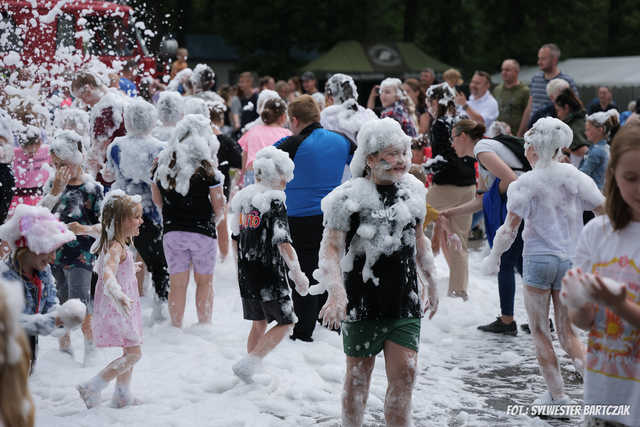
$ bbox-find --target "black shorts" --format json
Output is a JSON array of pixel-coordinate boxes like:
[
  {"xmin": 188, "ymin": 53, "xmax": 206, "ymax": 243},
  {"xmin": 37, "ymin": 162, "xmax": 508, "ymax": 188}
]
[{"xmin": 241, "ymin": 297, "xmax": 296, "ymax": 325}]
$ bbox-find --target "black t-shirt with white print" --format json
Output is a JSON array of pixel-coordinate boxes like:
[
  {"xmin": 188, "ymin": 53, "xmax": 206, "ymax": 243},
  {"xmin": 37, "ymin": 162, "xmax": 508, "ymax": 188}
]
[
  {"xmin": 158, "ymin": 170, "xmax": 221, "ymax": 238},
  {"xmin": 343, "ymin": 184, "xmax": 421, "ymax": 321},
  {"xmin": 234, "ymin": 199, "xmax": 292, "ymax": 301}
]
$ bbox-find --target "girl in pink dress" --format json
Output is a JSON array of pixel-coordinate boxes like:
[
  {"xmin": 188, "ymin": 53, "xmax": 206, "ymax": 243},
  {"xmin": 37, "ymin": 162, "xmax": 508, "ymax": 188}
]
[
  {"xmin": 77, "ymin": 190, "xmax": 143, "ymax": 409},
  {"xmin": 10, "ymin": 126, "xmax": 51, "ymax": 213}
]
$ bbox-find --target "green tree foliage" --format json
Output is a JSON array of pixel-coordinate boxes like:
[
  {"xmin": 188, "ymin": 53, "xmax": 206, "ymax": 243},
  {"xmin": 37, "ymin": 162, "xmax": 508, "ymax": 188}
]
[{"xmin": 142, "ymin": 0, "xmax": 640, "ymax": 78}]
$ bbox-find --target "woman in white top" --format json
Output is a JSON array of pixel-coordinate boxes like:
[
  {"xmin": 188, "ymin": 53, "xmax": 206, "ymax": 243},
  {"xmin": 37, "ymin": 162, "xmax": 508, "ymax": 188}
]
[{"xmin": 440, "ymin": 119, "xmax": 526, "ymax": 335}]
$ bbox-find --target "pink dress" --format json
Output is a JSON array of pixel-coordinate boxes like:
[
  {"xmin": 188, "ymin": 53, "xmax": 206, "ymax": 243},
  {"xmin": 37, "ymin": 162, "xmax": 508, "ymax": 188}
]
[
  {"xmin": 10, "ymin": 144, "xmax": 51, "ymax": 213},
  {"xmin": 92, "ymin": 247, "xmax": 143, "ymax": 348}
]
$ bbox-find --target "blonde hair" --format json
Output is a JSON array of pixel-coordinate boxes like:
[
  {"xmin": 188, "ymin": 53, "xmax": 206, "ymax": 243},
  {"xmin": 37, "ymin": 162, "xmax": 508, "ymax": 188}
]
[
  {"xmin": 93, "ymin": 193, "xmax": 141, "ymax": 254},
  {"xmin": 0, "ymin": 284, "xmax": 35, "ymax": 427}
]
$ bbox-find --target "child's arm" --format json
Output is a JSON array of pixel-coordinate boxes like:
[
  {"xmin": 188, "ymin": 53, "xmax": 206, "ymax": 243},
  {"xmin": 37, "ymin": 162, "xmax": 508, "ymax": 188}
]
[
  {"xmin": 39, "ymin": 166, "xmax": 71, "ymax": 209},
  {"xmin": 314, "ymin": 228, "xmax": 348, "ymax": 329},
  {"xmin": 481, "ymin": 211, "xmax": 522, "ymax": 274},
  {"xmin": 151, "ymin": 182, "xmax": 163, "ymax": 210},
  {"xmin": 591, "ymin": 274, "xmax": 640, "ymax": 328},
  {"xmin": 278, "ymin": 242, "xmax": 309, "ymax": 296},
  {"xmin": 103, "ymin": 242, "xmax": 133, "ymax": 317},
  {"xmin": 67, "ymin": 222, "xmax": 101, "ymax": 238},
  {"xmin": 415, "ymin": 221, "xmax": 438, "ymax": 319},
  {"xmin": 209, "ymin": 185, "xmax": 226, "ymax": 226}
]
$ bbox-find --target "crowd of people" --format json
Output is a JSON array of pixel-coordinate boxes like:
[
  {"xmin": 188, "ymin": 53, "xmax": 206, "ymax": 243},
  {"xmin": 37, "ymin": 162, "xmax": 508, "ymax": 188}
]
[{"xmin": 0, "ymin": 40, "xmax": 638, "ymax": 427}]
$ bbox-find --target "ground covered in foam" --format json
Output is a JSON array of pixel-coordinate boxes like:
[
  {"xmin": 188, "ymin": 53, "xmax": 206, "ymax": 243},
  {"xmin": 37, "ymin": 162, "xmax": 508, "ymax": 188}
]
[{"xmin": 31, "ymin": 241, "xmax": 583, "ymax": 426}]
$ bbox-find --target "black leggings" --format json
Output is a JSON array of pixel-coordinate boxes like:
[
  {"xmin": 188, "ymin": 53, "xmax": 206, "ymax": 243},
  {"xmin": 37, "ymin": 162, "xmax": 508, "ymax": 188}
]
[
  {"xmin": 287, "ymin": 215, "xmax": 327, "ymax": 340},
  {"xmin": 133, "ymin": 218, "xmax": 170, "ymax": 301}
]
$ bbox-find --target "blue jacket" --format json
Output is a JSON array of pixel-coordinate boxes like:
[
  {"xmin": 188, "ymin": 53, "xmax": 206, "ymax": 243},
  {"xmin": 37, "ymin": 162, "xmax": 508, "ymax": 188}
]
[
  {"xmin": 275, "ymin": 123, "xmax": 354, "ymax": 217},
  {"xmin": 2, "ymin": 259, "xmax": 58, "ymax": 336},
  {"xmin": 579, "ymin": 140, "xmax": 609, "ymax": 190}
]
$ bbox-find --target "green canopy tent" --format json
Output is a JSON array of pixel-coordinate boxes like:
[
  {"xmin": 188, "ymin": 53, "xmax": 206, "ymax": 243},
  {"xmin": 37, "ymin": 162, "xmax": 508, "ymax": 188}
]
[{"xmin": 301, "ymin": 40, "xmax": 451, "ymax": 81}]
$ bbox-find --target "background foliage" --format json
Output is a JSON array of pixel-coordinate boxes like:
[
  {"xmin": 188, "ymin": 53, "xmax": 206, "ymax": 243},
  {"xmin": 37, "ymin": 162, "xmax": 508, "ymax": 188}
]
[{"xmin": 130, "ymin": 0, "xmax": 640, "ymax": 78}]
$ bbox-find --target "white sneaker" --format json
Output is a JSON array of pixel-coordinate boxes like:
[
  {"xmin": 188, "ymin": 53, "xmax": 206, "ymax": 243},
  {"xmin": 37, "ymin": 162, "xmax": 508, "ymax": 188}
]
[
  {"xmin": 232, "ymin": 355, "xmax": 261, "ymax": 384},
  {"xmin": 532, "ymin": 390, "xmax": 572, "ymax": 406}
]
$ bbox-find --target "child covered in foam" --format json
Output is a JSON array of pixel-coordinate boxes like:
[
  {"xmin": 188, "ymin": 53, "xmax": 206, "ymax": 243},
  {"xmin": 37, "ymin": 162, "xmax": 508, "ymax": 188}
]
[
  {"xmin": 482, "ymin": 117, "xmax": 605, "ymax": 408},
  {"xmin": 313, "ymin": 118, "xmax": 437, "ymax": 426},
  {"xmin": 229, "ymin": 146, "xmax": 309, "ymax": 383}
]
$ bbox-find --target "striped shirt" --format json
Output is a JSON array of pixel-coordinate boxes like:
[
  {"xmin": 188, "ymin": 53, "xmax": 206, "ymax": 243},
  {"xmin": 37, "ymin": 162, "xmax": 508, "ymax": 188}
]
[{"xmin": 529, "ymin": 71, "xmax": 578, "ymax": 119}]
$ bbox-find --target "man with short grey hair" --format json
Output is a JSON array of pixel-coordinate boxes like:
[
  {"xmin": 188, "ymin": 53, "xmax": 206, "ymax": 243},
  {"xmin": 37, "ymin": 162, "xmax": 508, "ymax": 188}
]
[
  {"xmin": 527, "ymin": 78, "xmax": 570, "ymax": 127},
  {"xmin": 517, "ymin": 43, "xmax": 578, "ymax": 136}
]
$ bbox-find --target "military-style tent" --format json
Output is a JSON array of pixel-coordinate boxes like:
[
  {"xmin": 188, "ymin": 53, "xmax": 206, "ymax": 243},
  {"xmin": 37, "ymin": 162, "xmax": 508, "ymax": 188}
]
[{"xmin": 302, "ymin": 40, "xmax": 451, "ymax": 81}]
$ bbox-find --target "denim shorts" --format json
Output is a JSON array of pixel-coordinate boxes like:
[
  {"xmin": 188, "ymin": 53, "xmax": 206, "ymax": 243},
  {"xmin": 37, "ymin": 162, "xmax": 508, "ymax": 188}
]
[
  {"xmin": 163, "ymin": 231, "xmax": 217, "ymax": 275},
  {"xmin": 523, "ymin": 254, "xmax": 572, "ymax": 291}
]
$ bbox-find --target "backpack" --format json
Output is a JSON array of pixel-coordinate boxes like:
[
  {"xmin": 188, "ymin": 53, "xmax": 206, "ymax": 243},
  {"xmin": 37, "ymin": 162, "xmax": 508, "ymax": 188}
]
[{"xmin": 491, "ymin": 134, "xmax": 532, "ymax": 172}]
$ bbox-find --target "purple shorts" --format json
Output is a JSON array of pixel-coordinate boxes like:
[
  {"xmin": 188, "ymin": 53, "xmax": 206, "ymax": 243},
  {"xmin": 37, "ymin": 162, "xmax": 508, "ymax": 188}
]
[{"xmin": 163, "ymin": 231, "xmax": 217, "ymax": 275}]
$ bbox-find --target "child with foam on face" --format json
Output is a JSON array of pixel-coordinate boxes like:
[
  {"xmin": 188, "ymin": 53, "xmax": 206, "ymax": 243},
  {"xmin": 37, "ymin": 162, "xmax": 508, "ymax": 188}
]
[
  {"xmin": 104, "ymin": 98, "xmax": 170, "ymax": 320},
  {"xmin": 152, "ymin": 91, "xmax": 185, "ymax": 143},
  {"xmin": 313, "ymin": 118, "xmax": 438, "ymax": 427},
  {"xmin": 39, "ymin": 130, "xmax": 104, "ymax": 364},
  {"xmin": 481, "ymin": 117, "xmax": 605, "ymax": 408},
  {"xmin": 229, "ymin": 146, "xmax": 309, "ymax": 383},
  {"xmin": 77, "ymin": 190, "xmax": 144, "ymax": 409},
  {"xmin": 561, "ymin": 123, "xmax": 640, "ymax": 427},
  {"xmin": 0, "ymin": 205, "xmax": 85, "ymax": 370}
]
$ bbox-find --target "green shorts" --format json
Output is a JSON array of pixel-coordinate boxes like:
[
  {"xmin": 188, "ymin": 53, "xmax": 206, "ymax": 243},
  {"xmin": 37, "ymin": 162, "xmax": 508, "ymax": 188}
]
[{"xmin": 342, "ymin": 317, "xmax": 421, "ymax": 358}]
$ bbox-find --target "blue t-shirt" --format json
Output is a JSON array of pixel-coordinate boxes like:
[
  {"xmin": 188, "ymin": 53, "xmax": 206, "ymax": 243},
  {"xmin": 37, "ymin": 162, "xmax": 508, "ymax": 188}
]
[{"xmin": 275, "ymin": 124, "xmax": 353, "ymax": 217}]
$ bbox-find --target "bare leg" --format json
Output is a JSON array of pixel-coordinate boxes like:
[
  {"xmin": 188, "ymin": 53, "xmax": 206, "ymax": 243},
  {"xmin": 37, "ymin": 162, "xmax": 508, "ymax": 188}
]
[
  {"xmin": 216, "ymin": 209, "xmax": 229, "ymax": 260},
  {"xmin": 342, "ymin": 356, "xmax": 375, "ymax": 427},
  {"xmin": 247, "ymin": 320, "xmax": 267, "ymax": 354},
  {"xmin": 250, "ymin": 324, "xmax": 292, "ymax": 358},
  {"xmin": 551, "ymin": 290, "xmax": 585, "ymax": 376},
  {"xmin": 168, "ymin": 271, "xmax": 190, "ymax": 327},
  {"xmin": 135, "ymin": 253, "xmax": 147, "ymax": 296},
  {"xmin": 99, "ymin": 346, "xmax": 142, "ymax": 382},
  {"xmin": 59, "ymin": 332, "xmax": 72, "ymax": 353},
  {"xmin": 194, "ymin": 272, "xmax": 214, "ymax": 324},
  {"xmin": 78, "ymin": 346, "xmax": 142, "ymax": 408},
  {"xmin": 82, "ymin": 313, "xmax": 93, "ymax": 342},
  {"xmin": 524, "ymin": 285, "xmax": 565, "ymax": 399},
  {"xmin": 383, "ymin": 341, "xmax": 418, "ymax": 427}
]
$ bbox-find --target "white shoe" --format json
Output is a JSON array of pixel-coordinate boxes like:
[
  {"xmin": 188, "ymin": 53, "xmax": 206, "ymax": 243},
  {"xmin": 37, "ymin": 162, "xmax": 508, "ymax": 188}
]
[
  {"xmin": 532, "ymin": 390, "xmax": 572, "ymax": 406},
  {"xmin": 232, "ymin": 355, "xmax": 261, "ymax": 384}
]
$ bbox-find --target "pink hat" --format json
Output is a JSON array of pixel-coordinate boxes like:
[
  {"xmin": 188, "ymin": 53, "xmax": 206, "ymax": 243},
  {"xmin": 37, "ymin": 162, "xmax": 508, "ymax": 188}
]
[{"xmin": 0, "ymin": 205, "xmax": 75, "ymax": 254}]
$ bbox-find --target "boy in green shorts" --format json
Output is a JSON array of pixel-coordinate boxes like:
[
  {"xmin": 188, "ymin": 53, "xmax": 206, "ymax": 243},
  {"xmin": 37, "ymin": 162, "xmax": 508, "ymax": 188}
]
[{"xmin": 311, "ymin": 118, "xmax": 439, "ymax": 426}]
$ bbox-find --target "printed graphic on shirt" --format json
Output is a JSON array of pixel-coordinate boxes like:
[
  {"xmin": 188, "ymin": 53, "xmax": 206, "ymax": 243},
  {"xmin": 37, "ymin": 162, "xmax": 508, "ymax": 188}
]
[{"xmin": 588, "ymin": 256, "xmax": 640, "ymax": 383}]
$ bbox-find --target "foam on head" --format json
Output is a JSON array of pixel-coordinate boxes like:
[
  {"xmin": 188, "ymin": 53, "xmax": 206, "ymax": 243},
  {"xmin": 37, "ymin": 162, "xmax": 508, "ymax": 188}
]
[
  {"xmin": 325, "ymin": 73, "xmax": 358, "ymax": 105},
  {"xmin": 183, "ymin": 97, "xmax": 209, "ymax": 118},
  {"xmin": 524, "ymin": 117, "xmax": 573, "ymax": 167},
  {"xmin": 426, "ymin": 82, "xmax": 456, "ymax": 106},
  {"xmin": 156, "ymin": 91, "xmax": 185, "ymax": 126},
  {"xmin": 124, "ymin": 98, "xmax": 157, "ymax": 136},
  {"xmin": 351, "ymin": 117, "xmax": 411, "ymax": 178},
  {"xmin": 587, "ymin": 108, "xmax": 619, "ymax": 126},
  {"xmin": 50, "ymin": 130, "xmax": 83, "ymax": 165},
  {"xmin": 253, "ymin": 146, "xmax": 294, "ymax": 187},
  {"xmin": 256, "ymin": 90, "xmax": 281, "ymax": 115},
  {"xmin": 380, "ymin": 77, "xmax": 405, "ymax": 100}
]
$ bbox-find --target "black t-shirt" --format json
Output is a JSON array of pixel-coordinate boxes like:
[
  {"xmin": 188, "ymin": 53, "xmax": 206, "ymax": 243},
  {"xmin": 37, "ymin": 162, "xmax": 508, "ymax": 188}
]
[
  {"xmin": 233, "ymin": 199, "xmax": 292, "ymax": 301},
  {"xmin": 0, "ymin": 163, "xmax": 15, "ymax": 224},
  {"xmin": 158, "ymin": 171, "xmax": 221, "ymax": 238},
  {"xmin": 343, "ymin": 184, "xmax": 422, "ymax": 321},
  {"xmin": 240, "ymin": 92, "xmax": 259, "ymax": 128},
  {"xmin": 430, "ymin": 117, "xmax": 476, "ymax": 186}
]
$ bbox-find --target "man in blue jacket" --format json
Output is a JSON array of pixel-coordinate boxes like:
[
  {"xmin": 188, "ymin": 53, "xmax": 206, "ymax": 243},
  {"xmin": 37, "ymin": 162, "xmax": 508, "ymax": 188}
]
[{"xmin": 275, "ymin": 95, "xmax": 355, "ymax": 341}]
